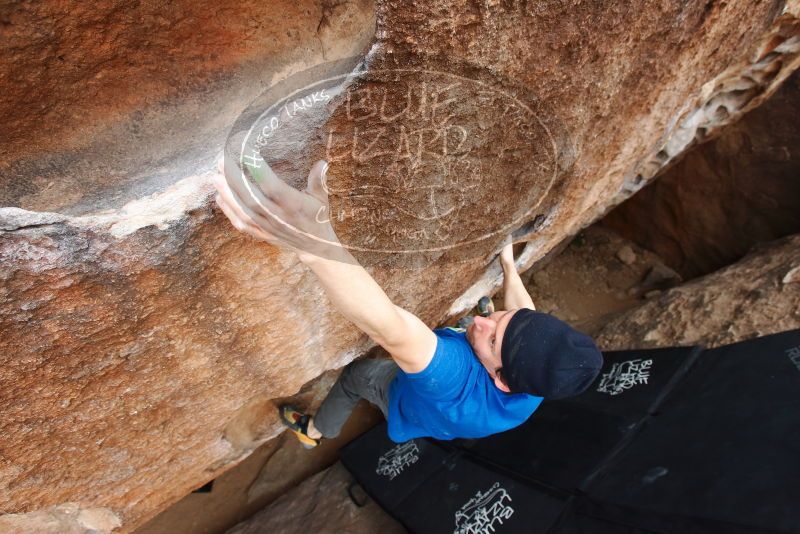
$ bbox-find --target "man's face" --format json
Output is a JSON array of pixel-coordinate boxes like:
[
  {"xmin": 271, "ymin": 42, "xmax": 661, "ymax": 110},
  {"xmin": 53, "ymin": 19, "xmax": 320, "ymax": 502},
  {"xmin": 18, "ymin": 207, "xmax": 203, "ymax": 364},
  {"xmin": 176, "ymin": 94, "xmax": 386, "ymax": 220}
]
[{"xmin": 465, "ymin": 308, "xmax": 519, "ymax": 392}]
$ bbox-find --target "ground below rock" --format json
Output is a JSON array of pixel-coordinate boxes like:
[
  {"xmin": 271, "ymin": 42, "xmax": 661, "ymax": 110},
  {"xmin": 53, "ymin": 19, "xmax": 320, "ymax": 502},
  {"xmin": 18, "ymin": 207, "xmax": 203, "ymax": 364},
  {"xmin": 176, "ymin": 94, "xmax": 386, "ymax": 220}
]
[
  {"xmin": 226, "ymin": 462, "xmax": 405, "ymax": 534},
  {"xmin": 520, "ymin": 226, "xmax": 676, "ymax": 334},
  {"xmin": 595, "ymin": 234, "xmax": 800, "ymax": 350}
]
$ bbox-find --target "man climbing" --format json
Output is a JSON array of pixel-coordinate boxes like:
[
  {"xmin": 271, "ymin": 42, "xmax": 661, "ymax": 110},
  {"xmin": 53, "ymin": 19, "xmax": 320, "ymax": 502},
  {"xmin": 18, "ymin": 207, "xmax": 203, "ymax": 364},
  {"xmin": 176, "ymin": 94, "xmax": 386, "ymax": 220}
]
[{"xmin": 212, "ymin": 158, "xmax": 603, "ymax": 448}]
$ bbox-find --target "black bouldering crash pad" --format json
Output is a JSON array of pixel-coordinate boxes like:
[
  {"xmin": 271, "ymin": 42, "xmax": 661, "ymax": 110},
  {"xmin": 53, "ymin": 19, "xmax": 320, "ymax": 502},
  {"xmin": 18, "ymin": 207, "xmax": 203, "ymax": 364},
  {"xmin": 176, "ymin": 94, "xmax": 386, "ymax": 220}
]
[{"xmin": 340, "ymin": 329, "xmax": 800, "ymax": 534}]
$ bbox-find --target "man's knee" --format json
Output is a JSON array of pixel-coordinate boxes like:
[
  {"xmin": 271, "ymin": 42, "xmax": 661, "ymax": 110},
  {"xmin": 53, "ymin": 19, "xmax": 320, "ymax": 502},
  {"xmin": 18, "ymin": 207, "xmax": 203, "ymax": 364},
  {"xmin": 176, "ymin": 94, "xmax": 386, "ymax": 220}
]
[
  {"xmin": 338, "ymin": 358, "xmax": 394, "ymax": 399},
  {"xmin": 334, "ymin": 359, "xmax": 372, "ymax": 400},
  {"xmin": 338, "ymin": 358, "xmax": 363, "ymax": 385},
  {"xmin": 341, "ymin": 358, "xmax": 377, "ymax": 381}
]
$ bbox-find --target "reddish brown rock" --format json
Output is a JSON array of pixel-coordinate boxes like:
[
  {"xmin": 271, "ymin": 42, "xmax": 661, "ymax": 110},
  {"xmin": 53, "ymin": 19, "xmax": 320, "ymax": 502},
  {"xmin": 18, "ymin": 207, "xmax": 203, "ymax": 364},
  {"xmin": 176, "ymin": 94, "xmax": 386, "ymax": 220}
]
[
  {"xmin": 0, "ymin": 183, "xmax": 485, "ymax": 531},
  {"xmin": 2, "ymin": 1, "xmax": 800, "ymax": 532},
  {"xmin": 0, "ymin": 0, "xmax": 377, "ymax": 214}
]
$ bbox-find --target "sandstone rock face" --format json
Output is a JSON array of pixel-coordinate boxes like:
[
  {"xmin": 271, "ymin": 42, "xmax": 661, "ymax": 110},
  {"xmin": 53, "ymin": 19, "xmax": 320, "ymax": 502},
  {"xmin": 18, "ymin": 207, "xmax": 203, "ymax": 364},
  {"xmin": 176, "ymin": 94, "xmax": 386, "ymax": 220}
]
[
  {"xmin": 0, "ymin": 504, "xmax": 121, "ymax": 534},
  {"xmin": 2, "ymin": 1, "xmax": 800, "ymax": 532},
  {"xmin": 0, "ymin": 0, "xmax": 377, "ymax": 215}
]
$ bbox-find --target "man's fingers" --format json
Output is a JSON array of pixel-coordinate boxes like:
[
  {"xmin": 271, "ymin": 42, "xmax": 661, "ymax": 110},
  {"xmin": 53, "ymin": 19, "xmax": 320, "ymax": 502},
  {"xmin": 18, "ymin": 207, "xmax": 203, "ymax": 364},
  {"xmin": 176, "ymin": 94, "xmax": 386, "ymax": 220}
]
[
  {"xmin": 238, "ymin": 153, "xmax": 302, "ymax": 205},
  {"xmin": 219, "ymin": 154, "xmax": 282, "ymax": 220},
  {"xmin": 216, "ymin": 193, "xmax": 248, "ymax": 231},
  {"xmin": 305, "ymin": 160, "xmax": 330, "ymax": 204},
  {"xmin": 215, "ymin": 191, "xmax": 256, "ymax": 233},
  {"xmin": 216, "ymin": 193, "xmax": 280, "ymax": 243},
  {"xmin": 220, "ymin": 153, "xmax": 246, "ymax": 184},
  {"xmin": 214, "ymin": 155, "xmax": 336, "ymax": 252},
  {"xmin": 214, "ymin": 173, "xmax": 282, "ymax": 235},
  {"xmin": 213, "ymin": 173, "xmax": 252, "ymax": 223}
]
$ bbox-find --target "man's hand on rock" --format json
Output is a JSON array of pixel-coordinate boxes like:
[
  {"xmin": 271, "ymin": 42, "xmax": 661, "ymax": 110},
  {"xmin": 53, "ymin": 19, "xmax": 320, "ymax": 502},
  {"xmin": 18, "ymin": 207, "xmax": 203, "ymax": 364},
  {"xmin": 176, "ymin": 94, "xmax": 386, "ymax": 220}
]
[
  {"xmin": 212, "ymin": 156, "xmax": 351, "ymax": 263},
  {"xmin": 499, "ymin": 236, "xmax": 535, "ymax": 310}
]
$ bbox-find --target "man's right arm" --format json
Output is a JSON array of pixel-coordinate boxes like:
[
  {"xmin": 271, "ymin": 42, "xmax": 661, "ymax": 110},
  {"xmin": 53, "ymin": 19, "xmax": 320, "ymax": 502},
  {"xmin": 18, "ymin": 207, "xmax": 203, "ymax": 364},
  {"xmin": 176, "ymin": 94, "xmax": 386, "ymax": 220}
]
[
  {"xmin": 212, "ymin": 157, "xmax": 437, "ymax": 374},
  {"xmin": 298, "ymin": 252, "xmax": 437, "ymax": 374}
]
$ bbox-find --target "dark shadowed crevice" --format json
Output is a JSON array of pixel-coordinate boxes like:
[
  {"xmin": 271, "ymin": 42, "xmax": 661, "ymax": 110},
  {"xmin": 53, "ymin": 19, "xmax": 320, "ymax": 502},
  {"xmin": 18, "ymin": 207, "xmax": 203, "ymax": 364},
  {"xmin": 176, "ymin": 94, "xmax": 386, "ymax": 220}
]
[{"xmin": 602, "ymin": 69, "xmax": 800, "ymax": 280}]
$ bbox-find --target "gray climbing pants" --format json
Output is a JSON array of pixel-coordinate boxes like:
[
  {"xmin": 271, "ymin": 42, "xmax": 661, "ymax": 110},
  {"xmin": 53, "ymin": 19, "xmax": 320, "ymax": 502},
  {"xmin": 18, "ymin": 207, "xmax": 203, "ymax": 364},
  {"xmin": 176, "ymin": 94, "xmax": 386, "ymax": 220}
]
[{"xmin": 313, "ymin": 358, "xmax": 399, "ymax": 439}]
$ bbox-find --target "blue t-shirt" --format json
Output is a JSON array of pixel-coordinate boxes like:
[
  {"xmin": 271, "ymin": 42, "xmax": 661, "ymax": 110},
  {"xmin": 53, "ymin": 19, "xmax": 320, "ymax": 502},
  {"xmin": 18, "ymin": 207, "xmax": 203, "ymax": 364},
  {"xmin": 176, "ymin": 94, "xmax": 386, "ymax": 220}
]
[{"xmin": 387, "ymin": 327, "xmax": 542, "ymax": 442}]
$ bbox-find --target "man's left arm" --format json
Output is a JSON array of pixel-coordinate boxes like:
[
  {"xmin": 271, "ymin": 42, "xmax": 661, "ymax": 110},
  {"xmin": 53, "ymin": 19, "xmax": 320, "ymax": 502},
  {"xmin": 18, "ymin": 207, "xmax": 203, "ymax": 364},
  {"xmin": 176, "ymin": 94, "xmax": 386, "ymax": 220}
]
[{"xmin": 500, "ymin": 242, "xmax": 535, "ymax": 310}]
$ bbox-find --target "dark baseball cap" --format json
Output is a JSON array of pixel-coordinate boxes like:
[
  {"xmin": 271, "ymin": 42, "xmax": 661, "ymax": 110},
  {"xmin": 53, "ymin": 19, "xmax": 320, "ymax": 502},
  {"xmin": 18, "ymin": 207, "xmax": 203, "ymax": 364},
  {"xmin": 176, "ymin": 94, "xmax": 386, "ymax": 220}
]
[{"xmin": 500, "ymin": 309, "xmax": 603, "ymax": 399}]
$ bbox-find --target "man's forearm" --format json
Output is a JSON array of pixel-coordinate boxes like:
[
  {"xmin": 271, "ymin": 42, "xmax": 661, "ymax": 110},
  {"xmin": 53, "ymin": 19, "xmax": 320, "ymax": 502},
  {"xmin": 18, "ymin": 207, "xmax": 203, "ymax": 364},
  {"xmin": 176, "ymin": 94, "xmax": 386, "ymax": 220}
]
[
  {"xmin": 298, "ymin": 251, "xmax": 404, "ymax": 347},
  {"xmin": 501, "ymin": 259, "xmax": 535, "ymax": 310}
]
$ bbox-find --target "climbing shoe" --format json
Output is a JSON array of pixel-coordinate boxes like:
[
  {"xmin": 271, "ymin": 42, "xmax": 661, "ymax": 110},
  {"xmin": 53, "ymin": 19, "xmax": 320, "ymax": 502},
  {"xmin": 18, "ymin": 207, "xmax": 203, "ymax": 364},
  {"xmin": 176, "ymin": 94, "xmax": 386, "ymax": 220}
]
[{"xmin": 279, "ymin": 405, "xmax": 320, "ymax": 449}]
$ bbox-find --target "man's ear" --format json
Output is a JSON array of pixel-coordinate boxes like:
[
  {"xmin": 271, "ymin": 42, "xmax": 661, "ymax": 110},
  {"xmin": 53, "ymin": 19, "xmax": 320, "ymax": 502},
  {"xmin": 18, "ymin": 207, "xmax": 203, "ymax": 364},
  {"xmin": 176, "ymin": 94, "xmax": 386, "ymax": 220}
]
[{"xmin": 494, "ymin": 373, "xmax": 511, "ymax": 393}]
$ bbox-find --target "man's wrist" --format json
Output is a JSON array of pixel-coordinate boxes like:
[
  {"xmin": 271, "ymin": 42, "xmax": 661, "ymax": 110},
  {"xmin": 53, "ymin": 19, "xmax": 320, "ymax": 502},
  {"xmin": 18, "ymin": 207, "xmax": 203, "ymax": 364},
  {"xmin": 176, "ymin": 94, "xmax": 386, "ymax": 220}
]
[
  {"xmin": 501, "ymin": 258, "xmax": 516, "ymax": 273},
  {"xmin": 296, "ymin": 246, "xmax": 355, "ymax": 267},
  {"xmin": 296, "ymin": 249, "xmax": 319, "ymax": 265}
]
